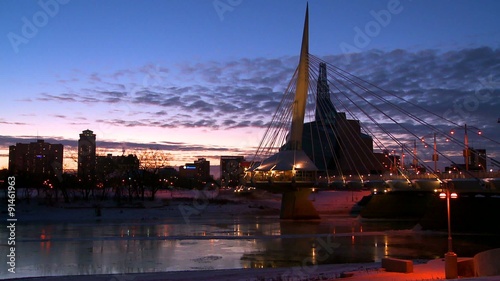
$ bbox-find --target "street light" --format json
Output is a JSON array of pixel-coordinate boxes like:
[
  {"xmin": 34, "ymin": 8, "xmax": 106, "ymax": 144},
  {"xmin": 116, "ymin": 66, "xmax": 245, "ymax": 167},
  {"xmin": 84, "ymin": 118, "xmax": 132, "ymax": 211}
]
[
  {"xmin": 420, "ymin": 133, "xmax": 449, "ymax": 173},
  {"xmin": 440, "ymin": 183, "xmax": 458, "ymax": 279},
  {"xmin": 450, "ymin": 124, "xmax": 482, "ymax": 172}
]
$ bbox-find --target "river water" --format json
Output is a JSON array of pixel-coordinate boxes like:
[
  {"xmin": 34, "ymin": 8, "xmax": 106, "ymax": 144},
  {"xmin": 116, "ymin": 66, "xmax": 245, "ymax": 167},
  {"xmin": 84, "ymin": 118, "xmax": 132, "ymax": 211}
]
[{"xmin": 2, "ymin": 213, "xmax": 500, "ymax": 279}]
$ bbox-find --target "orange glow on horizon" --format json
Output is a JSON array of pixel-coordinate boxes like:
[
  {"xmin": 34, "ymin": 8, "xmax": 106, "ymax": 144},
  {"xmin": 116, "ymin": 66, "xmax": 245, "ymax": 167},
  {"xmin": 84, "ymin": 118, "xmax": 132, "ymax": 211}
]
[{"xmin": 0, "ymin": 126, "xmax": 262, "ymax": 172}]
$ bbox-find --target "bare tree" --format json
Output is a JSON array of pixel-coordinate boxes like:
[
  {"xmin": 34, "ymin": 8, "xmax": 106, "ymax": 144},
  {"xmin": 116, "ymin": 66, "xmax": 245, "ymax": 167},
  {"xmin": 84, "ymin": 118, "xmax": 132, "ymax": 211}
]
[
  {"xmin": 67, "ymin": 149, "xmax": 93, "ymax": 200},
  {"xmin": 136, "ymin": 148, "xmax": 171, "ymax": 200}
]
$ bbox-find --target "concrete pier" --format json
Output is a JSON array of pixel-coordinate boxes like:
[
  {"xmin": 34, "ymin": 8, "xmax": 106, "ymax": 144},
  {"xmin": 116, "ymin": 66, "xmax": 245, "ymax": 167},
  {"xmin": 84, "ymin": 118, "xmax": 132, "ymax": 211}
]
[{"xmin": 280, "ymin": 188, "xmax": 319, "ymax": 219}]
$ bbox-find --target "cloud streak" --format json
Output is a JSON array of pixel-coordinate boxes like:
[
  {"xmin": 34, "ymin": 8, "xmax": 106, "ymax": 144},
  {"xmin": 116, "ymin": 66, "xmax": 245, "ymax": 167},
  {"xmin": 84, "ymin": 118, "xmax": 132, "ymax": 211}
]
[
  {"xmin": 0, "ymin": 135, "xmax": 237, "ymax": 156},
  {"xmin": 25, "ymin": 47, "xmax": 499, "ymax": 160}
]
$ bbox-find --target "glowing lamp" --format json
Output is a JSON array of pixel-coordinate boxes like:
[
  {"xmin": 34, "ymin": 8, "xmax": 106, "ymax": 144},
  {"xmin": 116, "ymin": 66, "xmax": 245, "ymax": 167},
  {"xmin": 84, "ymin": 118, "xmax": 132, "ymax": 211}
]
[
  {"xmin": 439, "ymin": 192, "xmax": 446, "ymax": 199},
  {"xmin": 450, "ymin": 192, "xmax": 458, "ymax": 199}
]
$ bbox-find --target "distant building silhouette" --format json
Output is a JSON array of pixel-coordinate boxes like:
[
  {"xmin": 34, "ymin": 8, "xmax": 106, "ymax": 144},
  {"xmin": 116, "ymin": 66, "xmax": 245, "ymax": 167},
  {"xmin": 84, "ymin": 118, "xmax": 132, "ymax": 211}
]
[
  {"xmin": 179, "ymin": 158, "xmax": 210, "ymax": 181},
  {"xmin": 96, "ymin": 153, "xmax": 140, "ymax": 178},
  {"xmin": 220, "ymin": 156, "xmax": 245, "ymax": 186},
  {"xmin": 301, "ymin": 63, "xmax": 384, "ymax": 175},
  {"xmin": 315, "ymin": 62, "xmax": 337, "ymax": 124},
  {"xmin": 466, "ymin": 147, "xmax": 487, "ymax": 171},
  {"xmin": 158, "ymin": 166, "xmax": 178, "ymax": 179},
  {"xmin": 373, "ymin": 150, "xmax": 402, "ymax": 174},
  {"xmin": 78, "ymin": 129, "xmax": 96, "ymax": 182},
  {"xmin": 8, "ymin": 139, "xmax": 63, "ymax": 177},
  {"xmin": 446, "ymin": 148, "xmax": 488, "ymax": 172}
]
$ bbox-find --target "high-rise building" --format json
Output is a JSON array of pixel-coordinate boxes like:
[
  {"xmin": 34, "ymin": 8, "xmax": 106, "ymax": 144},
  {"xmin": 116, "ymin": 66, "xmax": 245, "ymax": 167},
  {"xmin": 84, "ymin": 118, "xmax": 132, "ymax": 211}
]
[
  {"xmin": 468, "ymin": 148, "xmax": 487, "ymax": 171},
  {"xmin": 78, "ymin": 129, "xmax": 96, "ymax": 182},
  {"xmin": 220, "ymin": 156, "xmax": 245, "ymax": 186},
  {"xmin": 8, "ymin": 139, "xmax": 63, "ymax": 176}
]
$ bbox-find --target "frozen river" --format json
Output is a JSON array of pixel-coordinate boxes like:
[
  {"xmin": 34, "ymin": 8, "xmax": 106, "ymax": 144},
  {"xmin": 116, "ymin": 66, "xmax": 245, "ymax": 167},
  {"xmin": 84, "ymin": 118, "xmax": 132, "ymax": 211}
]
[{"xmin": 2, "ymin": 214, "xmax": 500, "ymax": 279}]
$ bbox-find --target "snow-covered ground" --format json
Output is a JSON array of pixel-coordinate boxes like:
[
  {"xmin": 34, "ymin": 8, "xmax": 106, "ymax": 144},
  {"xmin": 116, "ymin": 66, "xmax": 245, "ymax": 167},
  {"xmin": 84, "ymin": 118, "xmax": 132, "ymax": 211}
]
[
  {"xmin": 3, "ymin": 188, "xmax": 369, "ymax": 223},
  {"xmin": 5, "ymin": 259, "xmax": 500, "ymax": 281}
]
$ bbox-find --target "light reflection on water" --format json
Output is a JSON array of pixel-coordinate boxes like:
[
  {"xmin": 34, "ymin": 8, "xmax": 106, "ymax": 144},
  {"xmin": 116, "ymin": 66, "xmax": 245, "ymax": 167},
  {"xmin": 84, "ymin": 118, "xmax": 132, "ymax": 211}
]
[{"xmin": 1, "ymin": 216, "xmax": 500, "ymax": 278}]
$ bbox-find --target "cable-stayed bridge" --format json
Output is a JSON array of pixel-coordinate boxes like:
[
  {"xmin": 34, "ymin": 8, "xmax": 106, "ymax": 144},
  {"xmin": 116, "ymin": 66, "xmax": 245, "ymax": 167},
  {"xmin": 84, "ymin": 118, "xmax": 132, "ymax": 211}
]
[{"xmin": 243, "ymin": 5, "xmax": 500, "ymax": 219}]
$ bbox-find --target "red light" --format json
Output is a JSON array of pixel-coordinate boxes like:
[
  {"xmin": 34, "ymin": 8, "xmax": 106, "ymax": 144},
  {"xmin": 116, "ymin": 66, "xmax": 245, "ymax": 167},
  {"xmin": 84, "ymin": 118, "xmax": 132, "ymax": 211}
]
[
  {"xmin": 439, "ymin": 192, "xmax": 446, "ymax": 199},
  {"xmin": 451, "ymin": 192, "xmax": 458, "ymax": 199},
  {"xmin": 478, "ymin": 130, "xmax": 482, "ymax": 135}
]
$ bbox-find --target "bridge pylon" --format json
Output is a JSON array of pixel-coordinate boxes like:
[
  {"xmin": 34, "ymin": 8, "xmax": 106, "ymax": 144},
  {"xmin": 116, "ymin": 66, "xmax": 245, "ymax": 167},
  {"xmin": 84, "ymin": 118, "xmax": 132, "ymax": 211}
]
[{"xmin": 248, "ymin": 4, "xmax": 319, "ymax": 220}]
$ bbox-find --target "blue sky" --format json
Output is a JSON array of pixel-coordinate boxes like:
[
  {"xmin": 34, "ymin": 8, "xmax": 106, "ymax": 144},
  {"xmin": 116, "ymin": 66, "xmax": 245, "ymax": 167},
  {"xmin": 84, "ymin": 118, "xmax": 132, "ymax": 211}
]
[{"xmin": 1, "ymin": 0, "xmax": 500, "ymax": 172}]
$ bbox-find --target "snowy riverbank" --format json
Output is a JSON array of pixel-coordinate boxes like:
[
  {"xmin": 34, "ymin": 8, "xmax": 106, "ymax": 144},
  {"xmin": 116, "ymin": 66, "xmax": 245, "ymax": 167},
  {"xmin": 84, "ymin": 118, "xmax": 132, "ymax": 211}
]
[{"xmin": 2, "ymin": 189, "xmax": 499, "ymax": 280}]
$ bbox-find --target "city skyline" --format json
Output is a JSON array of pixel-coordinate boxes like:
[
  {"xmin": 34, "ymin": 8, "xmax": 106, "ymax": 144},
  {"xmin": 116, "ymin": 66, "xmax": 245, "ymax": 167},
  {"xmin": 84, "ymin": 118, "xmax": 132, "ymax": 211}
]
[{"xmin": 1, "ymin": 0, "xmax": 500, "ymax": 171}]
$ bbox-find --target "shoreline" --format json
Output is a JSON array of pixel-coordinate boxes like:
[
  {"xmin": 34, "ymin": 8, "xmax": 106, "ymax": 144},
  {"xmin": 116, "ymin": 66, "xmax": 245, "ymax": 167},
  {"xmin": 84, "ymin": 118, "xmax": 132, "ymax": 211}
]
[
  {"xmin": 4, "ymin": 259, "xmax": 500, "ymax": 281},
  {"xmin": 0, "ymin": 261, "xmax": 409, "ymax": 281}
]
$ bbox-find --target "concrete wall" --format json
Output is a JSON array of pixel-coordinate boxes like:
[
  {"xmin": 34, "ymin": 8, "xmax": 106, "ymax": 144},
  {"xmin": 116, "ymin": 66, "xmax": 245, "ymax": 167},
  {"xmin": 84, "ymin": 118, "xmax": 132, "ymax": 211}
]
[
  {"xmin": 382, "ymin": 258, "xmax": 413, "ymax": 273},
  {"xmin": 474, "ymin": 248, "xmax": 500, "ymax": 277}
]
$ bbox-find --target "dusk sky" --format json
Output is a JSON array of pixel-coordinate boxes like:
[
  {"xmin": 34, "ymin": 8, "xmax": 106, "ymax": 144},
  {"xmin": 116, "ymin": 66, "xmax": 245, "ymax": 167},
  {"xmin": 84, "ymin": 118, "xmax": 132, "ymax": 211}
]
[{"xmin": 1, "ymin": 0, "xmax": 499, "ymax": 172}]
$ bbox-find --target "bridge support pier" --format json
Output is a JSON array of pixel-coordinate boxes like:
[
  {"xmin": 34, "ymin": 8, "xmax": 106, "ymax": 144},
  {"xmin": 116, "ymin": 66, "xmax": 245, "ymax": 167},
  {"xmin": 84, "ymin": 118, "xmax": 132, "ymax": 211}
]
[{"xmin": 280, "ymin": 188, "xmax": 320, "ymax": 219}]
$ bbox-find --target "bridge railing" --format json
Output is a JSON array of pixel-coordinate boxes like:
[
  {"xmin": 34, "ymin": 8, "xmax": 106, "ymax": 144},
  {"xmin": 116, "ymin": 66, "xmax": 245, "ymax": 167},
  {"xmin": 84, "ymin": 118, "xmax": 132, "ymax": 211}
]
[
  {"xmin": 322, "ymin": 171, "xmax": 500, "ymax": 182},
  {"xmin": 246, "ymin": 170, "xmax": 317, "ymax": 184}
]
